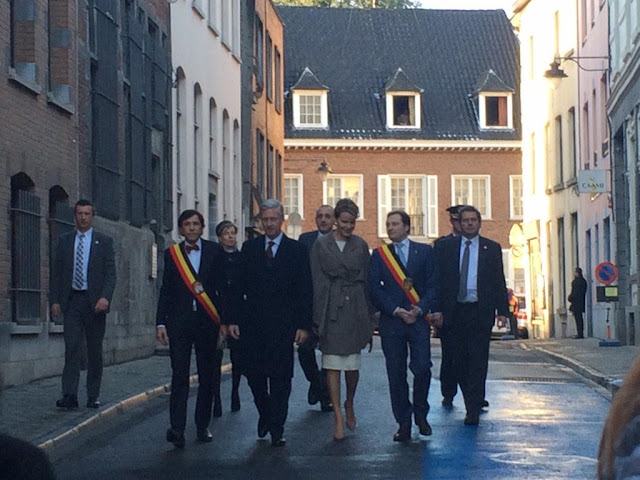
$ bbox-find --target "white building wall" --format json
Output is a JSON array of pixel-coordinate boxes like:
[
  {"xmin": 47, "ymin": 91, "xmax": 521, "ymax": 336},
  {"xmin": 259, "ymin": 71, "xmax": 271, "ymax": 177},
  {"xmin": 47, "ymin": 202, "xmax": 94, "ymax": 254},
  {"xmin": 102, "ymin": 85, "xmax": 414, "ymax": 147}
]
[{"xmin": 171, "ymin": 0, "xmax": 243, "ymax": 241}]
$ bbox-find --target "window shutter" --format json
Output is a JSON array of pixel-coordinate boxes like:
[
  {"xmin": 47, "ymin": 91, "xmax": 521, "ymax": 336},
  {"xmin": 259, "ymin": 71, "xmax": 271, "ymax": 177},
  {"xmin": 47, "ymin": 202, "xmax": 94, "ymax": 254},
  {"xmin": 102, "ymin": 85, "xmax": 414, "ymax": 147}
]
[
  {"xmin": 427, "ymin": 175, "xmax": 438, "ymax": 238},
  {"xmin": 498, "ymin": 97, "xmax": 508, "ymax": 126},
  {"xmin": 377, "ymin": 175, "xmax": 389, "ymax": 238}
]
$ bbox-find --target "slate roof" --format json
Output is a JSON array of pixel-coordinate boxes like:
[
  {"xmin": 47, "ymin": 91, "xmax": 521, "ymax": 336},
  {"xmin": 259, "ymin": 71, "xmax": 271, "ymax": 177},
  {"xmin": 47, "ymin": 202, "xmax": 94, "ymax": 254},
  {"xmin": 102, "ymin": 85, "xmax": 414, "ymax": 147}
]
[
  {"xmin": 385, "ymin": 68, "xmax": 422, "ymax": 93},
  {"xmin": 292, "ymin": 67, "xmax": 329, "ymax": 91},
  {"xmin": 473, "ymin": 69, "xmax": 515, "ymax": 94},
  {"xmin": 278, "ymin": 6, "xmax": 521, "ymax": 141}
]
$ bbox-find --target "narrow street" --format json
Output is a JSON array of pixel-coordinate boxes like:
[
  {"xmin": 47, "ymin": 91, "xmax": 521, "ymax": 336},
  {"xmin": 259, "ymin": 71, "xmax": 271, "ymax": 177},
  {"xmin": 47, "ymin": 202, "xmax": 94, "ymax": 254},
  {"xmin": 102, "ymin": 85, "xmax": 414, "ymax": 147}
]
[{"xmin": 54, "ymin": 339, "xmax": 609, "ymax": 479}]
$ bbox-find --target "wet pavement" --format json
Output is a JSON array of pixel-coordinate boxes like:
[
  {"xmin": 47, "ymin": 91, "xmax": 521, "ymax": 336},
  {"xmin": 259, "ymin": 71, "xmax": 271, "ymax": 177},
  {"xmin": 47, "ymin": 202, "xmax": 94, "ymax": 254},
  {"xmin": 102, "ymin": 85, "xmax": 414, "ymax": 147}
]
[{"xmin": 52, "ymin": 339, "xmax": 609, "ymax": 479}]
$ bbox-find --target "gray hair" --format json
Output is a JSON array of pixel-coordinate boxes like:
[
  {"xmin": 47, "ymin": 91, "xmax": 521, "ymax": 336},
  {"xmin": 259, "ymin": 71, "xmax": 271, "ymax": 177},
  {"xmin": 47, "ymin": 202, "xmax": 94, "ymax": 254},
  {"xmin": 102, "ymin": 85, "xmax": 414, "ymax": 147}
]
[{"xmin": 260, "ymin": 199, "xmax": 284, "ymax": 218}]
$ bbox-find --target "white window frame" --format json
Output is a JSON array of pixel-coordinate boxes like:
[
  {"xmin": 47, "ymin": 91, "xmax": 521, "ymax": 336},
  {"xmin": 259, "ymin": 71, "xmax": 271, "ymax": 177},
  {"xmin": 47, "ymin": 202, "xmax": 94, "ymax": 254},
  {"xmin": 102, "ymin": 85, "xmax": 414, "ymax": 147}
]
[
  {"xmin": 451, "ymin": 175, "xmax": 492, "ymax": 219},
  {"xmin": 284, "ymin": 174, "xmax": 304, "ymax": 220},
  {"xmin": 323, "ymin": 174, "xmax": 364, "ymax": 219},
  {"xmin": 292, "ymin": 90, "xmax": 328, "ymax": 128},
  {"xmin": 385, "ymin": 91, "xmax": 421, "ymax": 130},
  {"xmin": 479, "ymin": 92, "xmax": 513, "ymax": 129},
  {"xmin": 509, "ymin": 175, "xmax": 523, "ymax": 220},
  {"xmin": 377, "ymin": 175, "xmax": 438, "ymax": 238}
]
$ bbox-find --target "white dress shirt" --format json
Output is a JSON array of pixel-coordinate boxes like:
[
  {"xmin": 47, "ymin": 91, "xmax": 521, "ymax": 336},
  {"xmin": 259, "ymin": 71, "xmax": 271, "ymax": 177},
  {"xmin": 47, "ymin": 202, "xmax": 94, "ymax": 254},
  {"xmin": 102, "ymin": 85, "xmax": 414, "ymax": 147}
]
[
  {"xmin": 73, "ymin": 228, "xmax": 93, "ymax": 291},
  {"xmin": 265, "ymin": 232, "xmax": 284, "ymax": 257}
]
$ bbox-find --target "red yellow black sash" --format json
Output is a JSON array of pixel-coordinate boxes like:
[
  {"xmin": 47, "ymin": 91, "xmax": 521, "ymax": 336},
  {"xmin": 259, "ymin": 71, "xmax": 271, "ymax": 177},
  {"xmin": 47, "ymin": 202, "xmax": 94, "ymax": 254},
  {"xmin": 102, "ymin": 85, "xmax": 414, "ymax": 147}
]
[
  {"xmin": 377, "ymin": 244, "xmax": 420, "ymax": 306},
  {"xmin": 169, "ymin": 244, "xmax": 221, "ymax": 326}
]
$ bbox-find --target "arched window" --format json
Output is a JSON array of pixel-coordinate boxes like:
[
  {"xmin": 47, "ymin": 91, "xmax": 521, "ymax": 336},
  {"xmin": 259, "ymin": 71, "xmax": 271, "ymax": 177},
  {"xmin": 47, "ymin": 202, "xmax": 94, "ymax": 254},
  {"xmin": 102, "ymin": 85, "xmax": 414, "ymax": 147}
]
[
  {"xmin": 11, "ymin": 173, "xmax": 40, "ymax": 325},
  {"xmin": 48, "ymin": 186, "xmax": 72, "ymax": 325},
  {"xmin": 175, "ymin": 67, "xmax": 186, "ymax": 214},
  {"xmin": 222, "ymin": 110, "xmax": 230, "ymax": 218},
  {"xmin": 209, "ymin": 98, "xmax": 217, "ymax": 172},
  {"xmin": 194, "ymin": 83, "xmax": 203, "ymax": 209}
]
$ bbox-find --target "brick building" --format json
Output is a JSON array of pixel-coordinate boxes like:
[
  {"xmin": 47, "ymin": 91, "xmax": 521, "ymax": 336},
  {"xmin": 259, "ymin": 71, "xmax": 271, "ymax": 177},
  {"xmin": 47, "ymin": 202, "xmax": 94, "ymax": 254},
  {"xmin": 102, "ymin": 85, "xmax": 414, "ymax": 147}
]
[
  {"xmin": 0, "ymin": 0, "xmax": 172, "ymax": 386},
  {"xmin": 279, "ymin": 7, "xmax": 523, "ymax": 292}
]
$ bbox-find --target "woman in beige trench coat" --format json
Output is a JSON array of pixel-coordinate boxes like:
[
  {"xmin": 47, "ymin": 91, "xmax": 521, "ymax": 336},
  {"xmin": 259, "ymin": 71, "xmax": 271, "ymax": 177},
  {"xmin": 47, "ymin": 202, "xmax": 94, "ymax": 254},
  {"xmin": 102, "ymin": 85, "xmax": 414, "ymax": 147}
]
[{"xmin": 310, "ymin": 198, "xmax": 375, "ymax": 441}]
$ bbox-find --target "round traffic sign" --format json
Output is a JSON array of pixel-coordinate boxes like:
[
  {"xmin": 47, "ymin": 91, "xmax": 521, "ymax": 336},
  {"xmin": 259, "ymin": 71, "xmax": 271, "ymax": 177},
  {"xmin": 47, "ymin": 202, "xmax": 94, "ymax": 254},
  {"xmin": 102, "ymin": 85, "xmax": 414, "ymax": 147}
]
[{"xmin": 595, "ymin": 262, "xmax": 618, "ymax": 286}]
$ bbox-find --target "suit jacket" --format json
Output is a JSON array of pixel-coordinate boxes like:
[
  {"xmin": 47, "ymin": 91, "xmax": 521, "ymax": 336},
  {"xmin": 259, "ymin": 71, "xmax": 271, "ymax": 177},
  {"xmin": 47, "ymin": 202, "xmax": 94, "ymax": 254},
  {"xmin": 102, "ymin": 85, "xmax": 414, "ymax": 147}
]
[
  {"xmin": 298, "ymin": 230, "xmax": 320, "ymax": 253},
  {"xmin": 368, "ymin": 240, "xmax": 439, "ymax": 337},
  {"xmin": 155, "ymin": 240, "xmax": 224, "ymax": 332},
  {"xmin": 240, "ymin": 234, "xmax": 312, "ymax": 377},
  {"xmin": 435, "ymin": 235, "xmax": 509, "ymax": 330},
  {"xmin": 568, "ymin": 276, "xmax": 587, "ymax": 314},
  {"xmin": 50, "ymin": 230, "xmax": 116, "ymax": 313}
]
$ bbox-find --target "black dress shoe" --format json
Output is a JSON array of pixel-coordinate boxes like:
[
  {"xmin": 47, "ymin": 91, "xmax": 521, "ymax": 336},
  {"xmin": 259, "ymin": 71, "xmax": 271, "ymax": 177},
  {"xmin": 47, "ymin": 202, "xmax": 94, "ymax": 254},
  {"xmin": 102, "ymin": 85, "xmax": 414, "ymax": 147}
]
[
  {"xmin": 307, "ymin": 385, "xmax": 320, "ymax": 405},
  {"xmin": 56, "ymin": 395, "xmax": 79, "ymax": 410},
  {"xmin": 166, "ymin": 428, "xmax": 186, "ymax": 448},
  {"xmin": 320, "ymin": 398, "xmax": 333, "ymax": 412},
  {"xmin": 481, "ymin": 400, "xmax": 489, "ymax": 408},
  {"xmin": 464, "ymin": 412, "xmax": 480, "ymax": 426},
  {"xmin": 393, "ymin": 424, "xmax": 411, "ymax": 442},
  {"xmin": 197, "ymin": 428, "xmax": 213, "ymax": 442},
  {"xmin": 257, "ymin": 417, "xmax": 269, "ymax": 438},
  {"xmin": 271, "ymin": 435, "xmax": 286, "ymax": 447},
  {"xmin": 213, "ymin": 399, "xmax": 222, "ymax": 418},
  {"xmin": 231, "ymin": 391, "xmax": 240, "ymax": 412},
  {"xmin": 415, "ymin": 418, "xmax": 432, "ymax": 436},
  {"xmin": 442, "ymin": 397, "xmax": 453, "ymax": 408},
  {"xmin": 86, "ymin": 397, "xmax": 100, "ymax": 409}
]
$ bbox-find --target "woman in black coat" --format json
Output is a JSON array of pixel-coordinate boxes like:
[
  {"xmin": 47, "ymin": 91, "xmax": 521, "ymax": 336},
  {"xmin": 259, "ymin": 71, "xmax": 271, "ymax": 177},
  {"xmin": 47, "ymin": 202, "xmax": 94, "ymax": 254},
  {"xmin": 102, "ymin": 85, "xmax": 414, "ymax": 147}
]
[
  {"xmin": 214, "ymin": 221, "xmax": 247, "ymax": 414},
  {"xmin": 568, "ymin": 267, "xmax": 587, "ymax": 339}
]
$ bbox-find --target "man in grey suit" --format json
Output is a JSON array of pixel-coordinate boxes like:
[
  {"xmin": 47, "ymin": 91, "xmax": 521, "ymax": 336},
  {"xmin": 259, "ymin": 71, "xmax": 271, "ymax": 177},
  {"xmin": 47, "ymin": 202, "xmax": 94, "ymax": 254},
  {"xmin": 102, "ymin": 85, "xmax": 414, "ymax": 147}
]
[
  {"xmin": 297, "ymin": 205, "xmax": 334, "ymax": 412},
  {"xmin": 51, "ymin": 199, "xmax": 116, "ymax": 410}
]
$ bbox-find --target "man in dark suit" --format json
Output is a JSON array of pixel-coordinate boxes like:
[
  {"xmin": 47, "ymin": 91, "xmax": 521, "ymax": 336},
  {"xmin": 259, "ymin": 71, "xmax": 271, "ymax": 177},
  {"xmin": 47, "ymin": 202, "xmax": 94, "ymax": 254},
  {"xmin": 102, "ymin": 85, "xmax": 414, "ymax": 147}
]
[
  {"xmin": 568, "ymin": 267, "xmax": 587, "ymax": 338},
  {"xmin": 51, "ymin": 199, "xmax": 116, "ymax": 410},
  {"xmin": 434, "ymin": 205, "xmax": 464, "ymax": 408},
  {"xmin": 433, "ymin": 205, "xmax": 509, "ymax": 426},
  {"xmin": 296, "ymin": 204, "xmax": 334, "ymax": 412},
  {"xmin": 226, "ymin": 199, "xmax": 312, "ymax": 447},
  {"xmin": 368, "ymin": 210, "xmax": 440, "ymax": 442},
  {"xmin": 156, "ymin": 210, "xmax": 224, "ymax": 448}
]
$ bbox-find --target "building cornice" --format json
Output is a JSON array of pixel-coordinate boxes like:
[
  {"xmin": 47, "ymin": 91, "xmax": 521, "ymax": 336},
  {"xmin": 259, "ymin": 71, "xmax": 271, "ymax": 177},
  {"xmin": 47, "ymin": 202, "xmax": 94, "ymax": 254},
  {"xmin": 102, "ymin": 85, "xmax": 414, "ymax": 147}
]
[{"xmin": 284, "ymin": 138, "xmax": 522, "ymax": 152}]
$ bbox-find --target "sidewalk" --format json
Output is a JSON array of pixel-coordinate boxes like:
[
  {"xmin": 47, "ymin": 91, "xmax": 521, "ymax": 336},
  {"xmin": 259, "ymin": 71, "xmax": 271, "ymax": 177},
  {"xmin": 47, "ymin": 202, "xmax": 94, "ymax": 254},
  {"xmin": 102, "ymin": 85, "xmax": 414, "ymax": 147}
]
[{"xmin": 0, "ymin": 338, "xmax": 638, "ymax": 456}]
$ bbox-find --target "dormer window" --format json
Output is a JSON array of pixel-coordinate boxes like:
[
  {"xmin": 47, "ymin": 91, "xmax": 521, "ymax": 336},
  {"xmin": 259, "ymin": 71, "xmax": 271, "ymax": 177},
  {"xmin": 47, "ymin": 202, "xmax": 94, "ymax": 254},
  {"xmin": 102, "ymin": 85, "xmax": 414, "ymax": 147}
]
[
  {"xmin": 387, "ymin": 92, "xmax": 421, "ymax": 129},
  {"xmin": 291, "ymin": 67, "xmax": 329, "ymax": 129},
  {"xmin": 473, "ymin": 69, "xmax": 515, "ymax": 130},
  {"xmin": 479, "ymin": 92, "xmax": 512, "ymax": 129},
  {"xmin": 384, "ymin": 68, "xmax": 422, "ymax": 130}
]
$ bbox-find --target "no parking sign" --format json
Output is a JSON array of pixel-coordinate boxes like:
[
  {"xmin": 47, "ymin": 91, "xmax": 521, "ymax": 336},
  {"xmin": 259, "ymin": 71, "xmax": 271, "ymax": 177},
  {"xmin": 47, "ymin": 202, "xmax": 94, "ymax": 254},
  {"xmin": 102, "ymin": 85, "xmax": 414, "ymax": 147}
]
[{"xmin": 595, "ymin": 262, "xmax": 618, "ymax": 286}]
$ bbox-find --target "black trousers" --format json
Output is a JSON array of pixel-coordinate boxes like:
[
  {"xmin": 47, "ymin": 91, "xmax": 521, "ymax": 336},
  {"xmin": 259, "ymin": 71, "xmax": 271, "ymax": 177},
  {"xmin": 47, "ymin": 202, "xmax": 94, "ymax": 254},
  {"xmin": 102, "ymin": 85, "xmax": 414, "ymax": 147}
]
[
  {"xmin": 62, "ymin": 291, "xmax": 106, "ymax": 398},
  {"xmin": 574, "ymin": 312, "xmax": 584, "ymax": 337},
  {"xmin": 168, "ymin": 312, "xmax": 218, "ymax": 432},
  {"xmin": 297, "ymin": 341, "xmax": 328, "ymax": 399},
  {"xmin": 247, "ymin": 373, "xmax": 292, "ymax": 439},
  {"xmin": 452, "ymin": 303, "xmax": 491, "ymax": 415},
  {"xmin": 439, "ymin": 330, "xmax": 458, "ymax": 400}
]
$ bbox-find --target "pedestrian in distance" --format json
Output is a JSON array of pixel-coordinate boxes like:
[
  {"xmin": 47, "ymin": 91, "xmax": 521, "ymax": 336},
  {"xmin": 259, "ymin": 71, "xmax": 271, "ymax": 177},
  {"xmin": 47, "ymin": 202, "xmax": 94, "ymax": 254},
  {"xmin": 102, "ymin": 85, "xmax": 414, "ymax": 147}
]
[
  {"xmin": 226, "ymin": 199, "xmax": 312, "ymax": 447},
  {"xmin": 156, "ymin": 210, "xmax": 225, "ymax": 448},
  {"xmin": 368, "ymin": 210, "xmax": 440, "ymax": 442},
  {"xmin": 568, "ymin": 267, "xmax": 587, "ymax": 339},
  {"xmin": 51, "ymin": 199, "xmax": 116, "ymax": 411},
  {"xmin": 310, "ymin": 198, "xmax": 375, "ymax": 441},
  {"xmin": 214, "ymin": 220, "xmax": 246, "ymax": 414},
  {"xmin": 433, "ymin": 205, "xmax": 509, "ymax": 426},
  {"xmin": 297, "ymin": 204, "xmax": 335, "ymax": 413},
  {"xmin": 433, "ymin": 204, "xmax": 465, "ymax": 408}
]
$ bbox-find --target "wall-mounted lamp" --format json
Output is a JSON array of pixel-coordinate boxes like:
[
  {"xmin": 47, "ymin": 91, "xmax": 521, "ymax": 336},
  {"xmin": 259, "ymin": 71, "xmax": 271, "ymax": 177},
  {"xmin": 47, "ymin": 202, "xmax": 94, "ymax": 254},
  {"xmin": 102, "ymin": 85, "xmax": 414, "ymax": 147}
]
[
  {"xmin": 317, "ymin": 160, "xmax": 333, "ymax": 182},
  {"xmin": 543, "ymin": 55, "xmax": 609, "ymax": 87}
]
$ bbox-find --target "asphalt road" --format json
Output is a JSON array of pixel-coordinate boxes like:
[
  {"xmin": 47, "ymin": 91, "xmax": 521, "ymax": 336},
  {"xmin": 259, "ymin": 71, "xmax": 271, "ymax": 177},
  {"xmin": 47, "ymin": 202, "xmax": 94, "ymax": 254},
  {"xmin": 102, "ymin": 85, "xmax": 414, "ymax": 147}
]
[{"xmin": 54, "ymin": 339, "xmax": 610, "ymax": 479}]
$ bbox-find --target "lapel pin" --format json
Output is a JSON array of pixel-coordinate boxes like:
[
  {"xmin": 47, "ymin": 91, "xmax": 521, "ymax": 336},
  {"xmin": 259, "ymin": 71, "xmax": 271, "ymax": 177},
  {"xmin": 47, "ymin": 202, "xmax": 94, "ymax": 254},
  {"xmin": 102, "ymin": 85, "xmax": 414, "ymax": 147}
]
[{"xmin": 483, "ymin": 245, "xmax": 487, "ymax": 250}]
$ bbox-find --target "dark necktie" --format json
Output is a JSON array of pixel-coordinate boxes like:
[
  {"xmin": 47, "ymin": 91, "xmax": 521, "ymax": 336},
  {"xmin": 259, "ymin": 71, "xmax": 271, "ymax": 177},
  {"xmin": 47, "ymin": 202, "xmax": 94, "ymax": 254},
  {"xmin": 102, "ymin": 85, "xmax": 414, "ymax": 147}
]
[
  {"xmin": 186, "ymin": 243, "xmax": 199, "ymax": 254},
  {"xmin": 395, "ymin": 242, "xmax": 407, "ymax": 267},
  {"xmin": 73, "ymin": 233, "xmax": 85, "ymax": 290},
  {"xmin": 265, "ymin": 241, "xmax": 275, "ymax": 259},
  {"xmin": 458, "ymin": 240, "xmax": 472, "ymax": 302}
]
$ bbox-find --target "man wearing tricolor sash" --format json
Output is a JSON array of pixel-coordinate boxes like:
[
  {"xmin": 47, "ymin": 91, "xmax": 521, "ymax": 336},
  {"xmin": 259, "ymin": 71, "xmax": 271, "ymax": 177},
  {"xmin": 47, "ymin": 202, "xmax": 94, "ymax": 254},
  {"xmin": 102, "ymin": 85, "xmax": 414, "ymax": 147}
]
[
  {"xmin": 368, "ymin": 210, "xmax": 441, "ymax": 442},
  {"xmin": 156, "ymin": 210, "xmax": 224, "ymax": 448}
]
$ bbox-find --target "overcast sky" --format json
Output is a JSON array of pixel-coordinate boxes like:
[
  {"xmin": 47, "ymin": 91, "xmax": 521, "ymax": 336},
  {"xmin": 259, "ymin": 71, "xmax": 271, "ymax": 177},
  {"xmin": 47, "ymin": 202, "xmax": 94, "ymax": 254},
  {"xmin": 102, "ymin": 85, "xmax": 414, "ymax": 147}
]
[{"xmin": 419, "ymin": 0, "xmax": 513, "ymax": 13}]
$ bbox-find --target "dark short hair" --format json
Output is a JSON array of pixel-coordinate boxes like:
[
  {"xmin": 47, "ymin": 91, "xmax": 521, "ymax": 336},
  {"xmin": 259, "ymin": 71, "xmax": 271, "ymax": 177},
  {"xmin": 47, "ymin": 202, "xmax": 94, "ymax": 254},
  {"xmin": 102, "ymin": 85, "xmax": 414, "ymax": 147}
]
[
  {"xmin": 334, "ymin": 198, "xmax": 359, "ymax": 219},
  {"xmin": 576, "ymin": 267, "xmax": 583, "ymax": 276},
  {"xmin": 458, "ymin": 205, "xmax": 482, "ymax": 222},
  {"xmin": 178, "ymin": 209, "xmax": 205, "ymax": 229},
  {"xmin": 446, "ymin": 204, "xmax": 466, "ymax": 220},
  {"xmin": 387, "ymin": 210, "xmax": 410, "ymax": 229},
  {"xmin": 215, "ymin": 220, "xmax": 237, "ymax": 237},
  {"xmin": 74, "ymin": 199, "xmax": 95, "ymax": 214}
]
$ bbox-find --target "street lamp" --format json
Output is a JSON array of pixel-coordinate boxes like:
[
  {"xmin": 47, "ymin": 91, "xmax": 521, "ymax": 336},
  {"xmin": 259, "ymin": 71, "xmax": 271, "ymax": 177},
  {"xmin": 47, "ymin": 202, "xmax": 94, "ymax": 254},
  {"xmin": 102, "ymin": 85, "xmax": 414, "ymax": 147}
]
[
  {"xmin": 317, "ymin": 160, "xmax": 333, "ymax": 182},
  {"xmin": 543, "ymin": 55, "xmax": 609, "ymax": 87}
]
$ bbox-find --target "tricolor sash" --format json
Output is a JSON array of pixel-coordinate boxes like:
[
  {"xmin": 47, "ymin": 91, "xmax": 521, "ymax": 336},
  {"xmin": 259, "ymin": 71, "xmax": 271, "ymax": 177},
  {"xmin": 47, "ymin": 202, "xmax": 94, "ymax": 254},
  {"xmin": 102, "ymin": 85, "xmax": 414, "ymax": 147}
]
[
  {"xmin": 169, "ymin": 244, "xmax": 221, "ymax": 326},
  {"xmin": 377, "ymin": 244, "xmax": 420, "ymax": 306}
]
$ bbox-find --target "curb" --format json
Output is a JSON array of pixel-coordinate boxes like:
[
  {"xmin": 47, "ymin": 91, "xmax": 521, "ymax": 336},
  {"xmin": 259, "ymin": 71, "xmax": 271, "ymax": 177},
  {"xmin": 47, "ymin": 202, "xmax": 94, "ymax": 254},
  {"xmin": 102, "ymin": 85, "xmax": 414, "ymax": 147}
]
[
  {"xmin": 39, "ymin": 363, "xmax": 232, "ymax": 455},
  {"xmin": 528, "ymin": 345, "xmax": 619, "ymax": 395}
]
